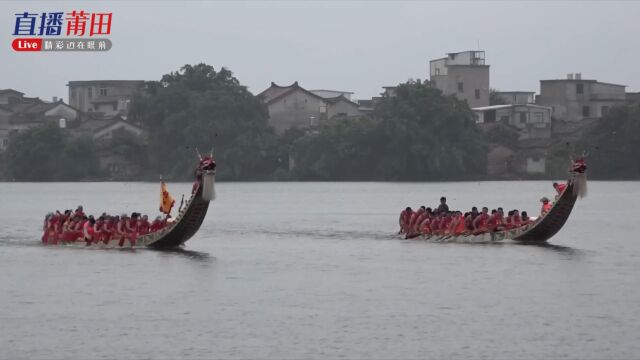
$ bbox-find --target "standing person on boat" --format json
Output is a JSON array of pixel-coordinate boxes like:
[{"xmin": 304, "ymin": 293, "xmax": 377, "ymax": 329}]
[
  {"xmin": 436, "ymin": 197, "xmax": 449, "ymax": 214},
  {"xmin": 540, "ymin": 197, "xmax": 552, "ymax": 215}
]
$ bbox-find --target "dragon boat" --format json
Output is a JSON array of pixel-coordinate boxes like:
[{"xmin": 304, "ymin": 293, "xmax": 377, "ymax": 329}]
[
  {"xmin": 403, "ymin": 158, "xmax": 587, "ymax": 244},
  {"xmin": 44, "ymin": 154, "xmax": 216, "ymax": 249}
]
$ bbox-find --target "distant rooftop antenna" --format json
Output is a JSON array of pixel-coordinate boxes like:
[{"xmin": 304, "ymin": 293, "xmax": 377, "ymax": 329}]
[
  {"xmin": 575, "ymin": 72, "xmax": 582, "ymax": 80},
  {"xmin": 567, "ymin": 73, "xmax": 574, "ymax": 80}
]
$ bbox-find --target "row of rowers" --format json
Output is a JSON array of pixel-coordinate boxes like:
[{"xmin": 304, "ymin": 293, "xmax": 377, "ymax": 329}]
[
  {"xmin": 399, "ymin": 197, "xmax": 535, "ymax": 237},
  {"xmin": 42, "ymin": 206, "xmax": 172, "ymax": 246}
]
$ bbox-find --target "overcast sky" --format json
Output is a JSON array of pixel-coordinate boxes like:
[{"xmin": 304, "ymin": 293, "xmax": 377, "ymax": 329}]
[{"xmin": 1, "ymin": 1, "xmax": 639, "ymax": 102}]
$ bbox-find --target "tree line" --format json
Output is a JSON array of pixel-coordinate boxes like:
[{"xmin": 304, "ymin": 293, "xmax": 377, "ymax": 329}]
[{"xmin": 3, "ymin": 63, "xmax": 638, "ymax": 181}]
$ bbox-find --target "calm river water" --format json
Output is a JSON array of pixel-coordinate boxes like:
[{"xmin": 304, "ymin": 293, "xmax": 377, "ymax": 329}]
[{"xmin": 1, "ymin": 181, "xmax": 639, "ymax": 359}]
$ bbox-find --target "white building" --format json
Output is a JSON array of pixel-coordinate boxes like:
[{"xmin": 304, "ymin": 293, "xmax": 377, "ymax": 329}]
[{"xmin": 429, "ymin": 50, "xmax": 490, "ymax": 108}]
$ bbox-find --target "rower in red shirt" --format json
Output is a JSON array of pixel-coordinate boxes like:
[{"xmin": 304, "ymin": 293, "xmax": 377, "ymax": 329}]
[
  {"xmin": 430, "ymin": 215, "xmax": 442, "ymax": 236},
  {"xmin": 540, "ymin": 197, "xmax": 552, "ymax": 215},
  {"xmin": 126, "ymin": 213, "xmax": 139, "ymax": 247},
  {"xmin": 139, "ymin": 215, "xmax": 151, "ymax": 235},
  {"xmin": 419, "ymin": 215, "xmax": 432, "ymax": 235},
  {"xmin": 439, "ymin": 213, "xmax": 453, "ymax": 235},
  {"xmin": 511, "ymin": 210, "xmax": 522, "ymax": 228},
  {"xmin": 472, "ymin": 207, "xmax": 490, "ymax": 233},
  {"xmin": 451, "ymin": 212, "xmax": 467, "ymax": 235},
  {"xmin": 399, "ymin": 207, "xmax": 413, "ymax": 234},
  {"xmin": 486, "ymin": 209, "xmax": 500, "ymax": 232}
]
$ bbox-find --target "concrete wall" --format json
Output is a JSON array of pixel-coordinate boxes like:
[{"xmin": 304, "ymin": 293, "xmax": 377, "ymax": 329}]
[
  {"xmin": 538, "ymin": 80, "xmax": 625, "ymax": 121},
  {"xmin": 497, "ymin": 92, "xmax": 534, "ymax": 104},
  {"xmin": 267, "ymin": 88, "xmax": 326, "ymax": 134},
  {"xmin": 445, "ymin": 66, "xmax": 490, "ymax": 108},
  {"xmin": 326, "ymin": 99, "xmax": 360, "ymax": 119},
  {"xmin": 68, "ymin": 82, "xmax": 143, "ymax": 117}
]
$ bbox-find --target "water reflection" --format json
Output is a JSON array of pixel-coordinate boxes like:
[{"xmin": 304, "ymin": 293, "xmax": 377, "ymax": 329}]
[
  {"xmin": 154, "ymin": 247, "xmax": 213, "ymax": 262},
  {"xmin": 516, "ymin": 241, "xmax": 580, "ymax": 255}
]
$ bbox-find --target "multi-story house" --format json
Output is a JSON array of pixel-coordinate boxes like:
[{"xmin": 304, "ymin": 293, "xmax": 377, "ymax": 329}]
[
  {"xmin": 536, "ymin": 74, "xmax": 626, "ymax": 121},
  {"xmin": 429, "ymin": 50, "xmax": 490, "ymax": 108}
]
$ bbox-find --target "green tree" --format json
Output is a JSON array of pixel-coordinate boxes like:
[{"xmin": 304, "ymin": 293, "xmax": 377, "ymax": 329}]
[
  {"xmin": 291, "ymin": 82, "xmax": 487, "ymax": 180},
  {"xmin": 130, "ymin": 63, "xmax": 281, "ymax": 180},
  {"xmin": 574, "ymin": 103, "xmax": 640, "ymax": 179},
  {"xmin": 6, "ymin": 123, "xmax": 100, "ymax": 181}
]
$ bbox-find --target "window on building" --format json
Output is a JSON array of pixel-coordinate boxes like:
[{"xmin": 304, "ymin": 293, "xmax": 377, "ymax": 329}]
[
  {"xmin": 499, "ymin": 115, "xmax": 509, "ymax": 123},
  {"xmin": 2, "ymin": 138, "xmax": 8, "ymax": 147},
  {"xmin": 88, "ymin": 87, "xmax": 93, "ymax": 99},
  {"xmin": 475, "ymin": 89, "xmax": 480, "ymax": 99},
  {"xmin": 582, "ymin": 106, "xmax": 590, "ymax": 117},
  {"xmin": 601, "ymin": 106, "xmax": 610, "ymax": 116},
  {"xmin": 112, "ymin": 104, "xmax": 117, "ymax": 111},
  {"xmin": 576, "ymin": 83, "xmax": 584, "ymax": 94},
  {"xmin": 99, "ymin": 88, "xmax": 107, "ymax": 96},
  {"xmin": 458, "ymin": 82, "xmax": 464, "ymax": 93},
  {"xmin": 519, "ymin": 112, "xmax": 526, "ymax": 124},
  {"xmin": 71, "ymin": 88, "xmax": 76, "ymax": 99}
]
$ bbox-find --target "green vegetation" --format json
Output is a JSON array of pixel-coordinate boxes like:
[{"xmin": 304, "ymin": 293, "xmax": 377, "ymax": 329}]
[
  {"xmin": 575, "ymin": 103, "xmax": 640, "ymax": 179},
  {"xmin": 130, "ymin": 64, "xmax": 282, "ymax": 180},
  {"xmin": 5, "ymin": 122, "xmax": 100, "ymax": 181},
  {"xmin": 291, "ymin": 81, "xmax": 487, "ymax": 180}
]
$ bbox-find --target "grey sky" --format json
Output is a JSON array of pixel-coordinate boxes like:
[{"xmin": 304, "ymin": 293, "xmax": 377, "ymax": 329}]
[{"xmin": 2, "ymin": 1, "xmax": 639, "ymax": 102}]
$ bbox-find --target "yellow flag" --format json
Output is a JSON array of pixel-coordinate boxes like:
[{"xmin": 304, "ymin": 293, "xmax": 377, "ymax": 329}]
[{"xmin": 159, "ymin": 180, "xmax": 175, "ymax": 215}]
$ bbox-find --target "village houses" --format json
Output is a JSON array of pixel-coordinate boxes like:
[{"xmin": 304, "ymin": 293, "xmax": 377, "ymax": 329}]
[{"xmin": 258, "ymin": 81, "xmax": 361, "ymax": 134}]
